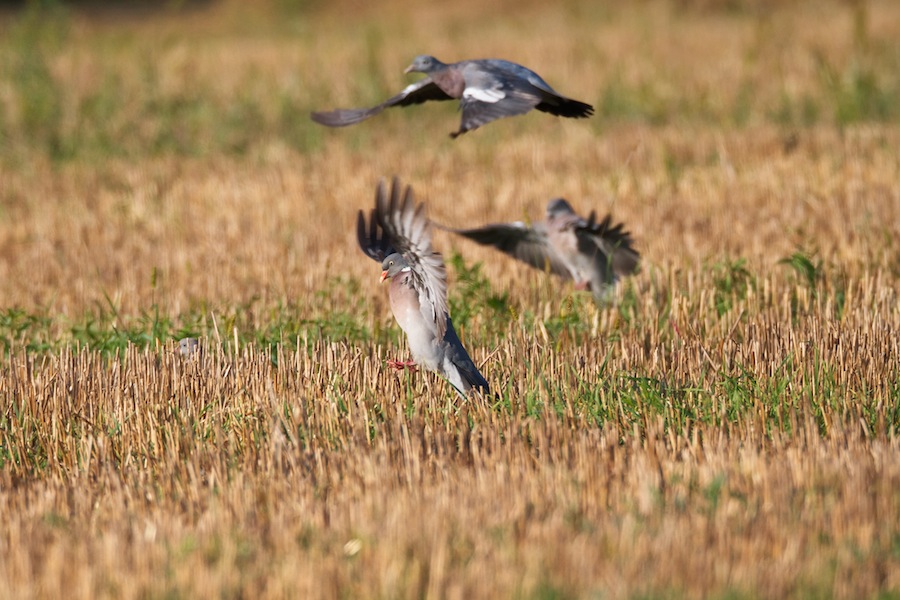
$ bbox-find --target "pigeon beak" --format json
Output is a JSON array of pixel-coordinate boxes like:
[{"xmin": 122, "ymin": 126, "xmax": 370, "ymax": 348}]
[
  {"xmin": 403, "ymin": 64, "xmax": 414, "ymax": 74},
  {"xmin": 380, "ymin": 270, "xmax": 389, "ymax": 283}
]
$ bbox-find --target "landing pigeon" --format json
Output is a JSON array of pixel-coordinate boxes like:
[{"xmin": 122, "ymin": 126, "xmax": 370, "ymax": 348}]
[
  {"xmin": 358, "ymin": 177, "xmax": 490, "ymax": 396},
  {"xmin": 440, "ymin": 198, "xmax": 639, "ymax": 301}
]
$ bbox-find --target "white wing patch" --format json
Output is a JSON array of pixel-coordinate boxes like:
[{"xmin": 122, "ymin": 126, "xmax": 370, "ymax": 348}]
[
  {"xmin": 463, "ymin": 86, "xmax": 505, "ymax": 103},
  {"xmin": 400, "ymin": 82, "xmax": 423, "ymax": 95}
]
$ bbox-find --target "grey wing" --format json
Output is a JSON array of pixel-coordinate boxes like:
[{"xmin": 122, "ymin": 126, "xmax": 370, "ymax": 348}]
[
  {"xmin": 374, "ymin": 177, "xmax": 449, "ymax": 339},
  {"xmin": 441, "ymin": 316, "xmax": 490, "ymax": 396},
  {"xmin": 458, "ymin": 92, "xmax": 538, "ymax": 134},
  {"xmin": 480, "ymin": 59, "xmax": 594, "ymax": 118},
  {"xmin": 311, "ymin": 79, "xmax": 452, "ymax": 127},
  {"xmin": 455, "ymin": 64, "xmax": 543, "ymax": 134},
  {"xmin": 575, "ymin": 213, "xmax": 640, "ymax": 282},
  {"xmin": 478, "ymin": 59, "xmax": 560, "ymax": 93},
  {"xmin": 357, "ymin": 204, "xmax": 395, "ymax": 262},
  {"xmin": 446, "ymin": 221, "xmax": 574, "ymax": 279}
]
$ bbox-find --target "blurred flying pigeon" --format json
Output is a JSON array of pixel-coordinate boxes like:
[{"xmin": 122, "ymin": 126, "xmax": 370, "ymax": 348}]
[
  {"xmin": 358, "ymin": 177, "xmax": 490, "ymax": 396},
  {"xmin": 439, "ymin": 199, "xmax": 639, "ymax": 301},
  {"xmin": 312, "ymin": 55, "xmax": 594, "ymax": 138}
]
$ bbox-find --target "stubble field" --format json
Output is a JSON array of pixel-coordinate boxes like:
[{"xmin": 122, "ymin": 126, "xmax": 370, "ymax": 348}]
[{"xmin": 1, "ymin": 0, "xmax": 899, "ymax": 598}]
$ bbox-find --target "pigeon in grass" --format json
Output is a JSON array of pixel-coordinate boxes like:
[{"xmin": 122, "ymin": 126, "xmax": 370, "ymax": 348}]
[
  {"xmin": 177, "ymin": 337, "xmax": 201, "ymax": 358},
  {"xmin": 358, "ymin": 177, "xmax": 490, "ymax": 397},
  {"xmin": 439, "ymin": 198, "xmax": 639, "ymax": 302},
  {"xmin": 312, "ymin": 55, "xmax": 594, "ymax": 138}
]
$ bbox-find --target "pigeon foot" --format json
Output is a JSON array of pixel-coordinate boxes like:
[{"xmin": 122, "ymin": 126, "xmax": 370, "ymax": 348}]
[{"xmin": 387, "ymin": 359, "xmax": 418, "ymax": 372}]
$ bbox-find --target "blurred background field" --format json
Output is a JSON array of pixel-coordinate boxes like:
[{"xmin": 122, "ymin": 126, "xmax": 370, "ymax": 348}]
[{"xmin": 0, "ymin": 0, "xmax": 899, "ymax": 598}]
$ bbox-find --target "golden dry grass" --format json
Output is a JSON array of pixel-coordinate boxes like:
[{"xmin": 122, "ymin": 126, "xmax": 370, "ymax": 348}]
[{"xmin": 1, "ymin": 0, "xmax": 900, "ymax": 598}]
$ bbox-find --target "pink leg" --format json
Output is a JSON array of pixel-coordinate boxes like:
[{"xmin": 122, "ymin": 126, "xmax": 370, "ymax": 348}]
[
  {"xmin": 574, "ymin": 280, "xmax": 590, "ymax": 291},
  {"xmin": 387, "ymin": 359, "xmax": 418, "ymax": 372}
]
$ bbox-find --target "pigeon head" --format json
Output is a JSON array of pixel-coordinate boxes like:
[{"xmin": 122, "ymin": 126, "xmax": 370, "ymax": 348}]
[
  {"xmin": 380, "ymin": 253, "xmax": 412, "ymax": 282},
  {"xmin": 177, "ymin": 337, "xmax": 200, "ymax": 358},
  {"xmin": 404, "ymin": 55, "xmax": 445, "ymax": 75},
  {"xmin": 546, "ymin": 198, "xmax": 576, "ymax": 219}
]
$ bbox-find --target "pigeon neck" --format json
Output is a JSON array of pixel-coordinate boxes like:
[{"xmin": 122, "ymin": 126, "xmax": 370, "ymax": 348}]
[{"xmin": 391, "ymin": 269, "xmax": 414, "ymax": 287}]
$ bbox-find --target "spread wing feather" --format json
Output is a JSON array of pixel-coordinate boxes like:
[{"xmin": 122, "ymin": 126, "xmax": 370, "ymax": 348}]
[
  {"xmin": 311, "ymin": 79, "xmax": 452, "ymax": 127},
  {"xmin": 574, "ymin": 213, "xmax": 641, "ymax": 280},
  {"xmin": 357, "ymin": 177, "xmax": 449, "ymax": 339},
  {"xmin": 441, "ymin": 221, "xmax": 574, "ymax": 279}
]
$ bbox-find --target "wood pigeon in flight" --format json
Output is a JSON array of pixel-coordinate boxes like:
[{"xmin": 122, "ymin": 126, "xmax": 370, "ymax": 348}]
[
  {"xmin": 312, "ymin": 55, "xmax": 594, "ymax": 138},
  {"xmin": 439, "ymin": 198, "xmax": 639, "ymax": 301}
]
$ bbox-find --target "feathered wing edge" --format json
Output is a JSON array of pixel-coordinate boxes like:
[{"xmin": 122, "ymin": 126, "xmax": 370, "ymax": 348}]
[
  {"xmin": 455, "ymin": 92, "xmax": 538, "ymax": 138},
  {"xmin": 357, "ymin": 202, "xmax": 393, "ymax": 262},
  {"xmin": 576, "ymin": 212, "xmax": 641, "ymax": 279},
  {"xmin": 312, "ymin": 79, "xmax": 453, "ymax": 127},
  {"xmin": 436, "ymin": 219, "xmax": 573, "ymax": 280},
  {"xmin": 357, "ymin": 177, "xmax": 449, "ymax": 341}
]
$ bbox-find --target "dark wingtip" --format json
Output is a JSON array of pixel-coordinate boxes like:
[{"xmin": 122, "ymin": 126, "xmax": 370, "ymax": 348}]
[
  {"xmin": 547, "ymin": 197, "xmax": 575, "ymax": 216},
  {"xmin": 309, "ymin": 110, "xmax": 341, "ymax": 126},
  {"xmin": 399, "ymin": 177, "xmax": 417, "ymax": 212},
  {"xmin": 449, "ymin": 125, "xmax": 472, "ymax": 139},
  {"xmin": 580, "ymin": 212, "xmax": 640, "ymax": 277},
  {"xmin": 569, "ymin": 101, "xmax": 595, "ymax": 119},
  {"xmin": 356, "ymin": 210, "xmax": 369, "ymax": 255},
  {"xmin": 374, "ymin": 178, "xmax": 388, "ymax": 222},
  {"xmin": 463, "ymin": 366, "xmax": 491, "ymax": 397},
  {"xmin": 387, "ymin": 176, "xmax": 400, "ymax": 216},
  {"xmin": 310, "ymin": 107, "xmax": 377, "ymax": 127},
  {"xmin": 392, "ymin": 176, "xmax": 407, "ymax": 206},
  {"xmin": 536, "ymin": 99, "xmax": 594, "ymax": 119}
]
